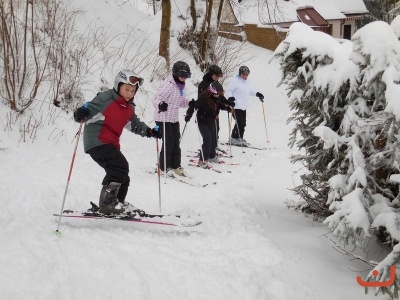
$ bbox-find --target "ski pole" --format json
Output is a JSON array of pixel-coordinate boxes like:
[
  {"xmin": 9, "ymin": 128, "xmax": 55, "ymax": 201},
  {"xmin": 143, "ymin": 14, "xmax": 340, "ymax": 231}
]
[
  {"xmin": 261, "ymin": 102, "xmax": 269, "ymax": 143},
  {"xmin": 180, "ymin": 122, "xmax": 188, "ymax": 144},
  {"xmin": 163, "ymin": 113, "xmax": 167, "ymax": 183},
  {"xmin": 227, "ymin": 111, "xmax": 232, "ymax": 156},
  {"xmin": 214, "ymin": 118, "xmax": 219, "ymax": 157},
  {"xmin": 156, "ymin": 138, "xmax": 162, "ymax": 212},
  {"xmin": 55, "ymin": 121, "xmax": 84, "ymax": 235},
  {"xmin": 195, "ymin": 114, "xmax": 205, "ymax": 163}
]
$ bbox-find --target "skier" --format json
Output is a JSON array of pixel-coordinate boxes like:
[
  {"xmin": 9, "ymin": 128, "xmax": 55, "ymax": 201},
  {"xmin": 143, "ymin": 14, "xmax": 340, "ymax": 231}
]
[
  {"xmin": 194, "ymin": 64, "xmax": 235, "ymax": 152},
  {"xmin": 153, "ymin": 61, "xmax": 191, "ymax": 177},
  {"xmin": 225, "ymin": 66, "xmax": 264, "ymax": 146},
  {"xmin": 197, "ymin": 64, "xmax": 224, "ymax": 96},
  {"xmin": 186, "ymin": 81, "xmax": 232, "ymax": 167},
  {"xmin": 197, "ymin": 64, "xmax": 235, "ymax": 107},
  {"xmin": 73, "ymin": 69, "xmax": 160, "ymax": 215}
]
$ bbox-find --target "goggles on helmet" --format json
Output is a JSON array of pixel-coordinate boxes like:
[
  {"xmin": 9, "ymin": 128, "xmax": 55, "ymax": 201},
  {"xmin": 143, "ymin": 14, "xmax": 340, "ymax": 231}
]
[
  {"xmin": 128, "ymin": 76, "xmax": 144, "ymax": 87},
  {"xmin": 208, "ymin": 84, "xmax": 224, "ymax": 96},
  {"xmin": 178, "ymin": 72, "xmax": 191, "ymax": 79}
]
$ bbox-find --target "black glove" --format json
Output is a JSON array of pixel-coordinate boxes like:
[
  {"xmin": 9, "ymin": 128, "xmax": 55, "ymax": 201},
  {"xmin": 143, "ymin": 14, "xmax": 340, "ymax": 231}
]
[
  {"xmin": 74, "ymin": 106, "xmax": 89, "ymax": 122},
  {"xmin": 256, "ymin": 92, "xmax": 264, "ymax": 102},
  {"xmin": 217, "ymin": 96, "xmax": 230, "ymax": 107},
  {"xmin": 147, "ymin": 125, "xmax": 161, "ymax": 138},
  {"xmin": 185, "ymin": 107, "xmax": 194, "ymax": 122},
  {"xmin": 158, "ymin": 101, "xmax": 168, "ymax": 112},
  {"xmin": 188, "ymin": 99, "xmax": 196, "ymax": 108},
  {"xmin": 227, "ymin": 97, "xmax": 235, "ymax": 107},
  {"xmin": 226, "ymin": 106, "xmax": 232, "ymax": 113}
]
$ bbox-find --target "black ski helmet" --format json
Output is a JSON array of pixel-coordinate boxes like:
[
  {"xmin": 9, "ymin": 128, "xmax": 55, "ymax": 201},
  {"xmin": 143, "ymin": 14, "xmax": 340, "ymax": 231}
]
[
  {"xmin": 208, "ymin": 81, "xmax": 224, "ymax": 95},
  {"xmin": 208, "ymin": 64, "xmax": 223, "ymax": 76},
  {"xmin": 239, "ymin": 65, "xmax": 250, "ymax": 75},
  {"xmin": 172, "ymin": 61, "xmax": 191, "ymax": 78}
]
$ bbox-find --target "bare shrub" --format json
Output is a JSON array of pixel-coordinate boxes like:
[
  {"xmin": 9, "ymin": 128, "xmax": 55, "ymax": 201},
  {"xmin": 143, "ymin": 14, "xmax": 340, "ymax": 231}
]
[
  {"xmin": 213, "ymin": 37, "xmax": 254, "ymax": 85},
  {"xmin": 0, "ymin": 0, "xmax": 99, "ymax": 143}
]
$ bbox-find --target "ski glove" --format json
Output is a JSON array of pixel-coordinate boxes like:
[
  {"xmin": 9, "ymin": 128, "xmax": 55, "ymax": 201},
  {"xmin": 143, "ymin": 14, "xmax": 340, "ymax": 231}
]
[
  {"xmin": 185, "ymin": 107, "xmax": 195, "ymax": 122},
  {"xmin": 188, "ymin": 99, "xmax": 196, "ymax": 108},
  {"xmin": 147, "ymin": 125, "xmax": 161, "ymax": 139},
  {"xmin": 74, "ymin": 105, "xmax": 89, "ymax": 122},
  {"xmin": 227, "ymin": 97, "xmax": 236, "ymax": 107},
  {"xmin": 158, "ymin": 101, "xmax": 168, "ymax": 112},
  {"xmin": 256, "ymin": 92, "xmax": 264, "ymax": 102}
]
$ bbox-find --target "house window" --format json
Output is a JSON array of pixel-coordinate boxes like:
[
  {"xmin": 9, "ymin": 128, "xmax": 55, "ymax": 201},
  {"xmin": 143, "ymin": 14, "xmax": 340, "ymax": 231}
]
[
  {"xmin": 343, "ymin": 24, "xmax": 351, "ymax": 40},
  {"xmin": 314, "ymin": 25, "xmax": 332, "ymax": 36}
]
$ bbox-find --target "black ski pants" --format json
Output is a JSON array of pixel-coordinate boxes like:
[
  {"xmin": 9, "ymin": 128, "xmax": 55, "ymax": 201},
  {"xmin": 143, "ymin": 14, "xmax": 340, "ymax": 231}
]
[
  {"xmin": 87, "ymin": 144, "xmax": 130, "ymax": 202},
  {"xmin": 156, "ymin": 121, "xmax": 181, "ymax": 170},
  {"xmin": 198, "ymin": 121, "xmax": 217, "ymax": 161},
  {"xmin": 231, "ymin": 109, "xmax": 247, "ymax": 139}
]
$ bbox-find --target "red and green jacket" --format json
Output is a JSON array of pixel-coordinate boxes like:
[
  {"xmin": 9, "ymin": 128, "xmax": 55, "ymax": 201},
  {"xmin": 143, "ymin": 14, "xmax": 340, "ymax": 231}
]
[{"xmin": 80, "ymin": 89, "xmax": 149, "ymax": 152}]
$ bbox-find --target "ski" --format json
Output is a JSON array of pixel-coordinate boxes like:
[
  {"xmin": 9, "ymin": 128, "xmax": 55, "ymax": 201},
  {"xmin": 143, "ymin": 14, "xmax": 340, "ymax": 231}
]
[
  {"xmin": 144, "ymin": 168, "xmax": 215, "ymax": 188},
  {"xmin": 220, "ymin": 142, "xmax": 270, "ymax": 150},
  {"xmin": 188, "ymin": 150, "xmax": 232, "ymax": 158},
  {"xmin": 188, "ymin": 158, "xmax": 239, "ymax": 166},
  {"xmin": 54, "ymin": 209, "xmax": 202, "ymax": 227},
  {"xmin": 187, "ymin": 163, "xmax": 230, "ymax": 173},
  {"xmin": 186, "ymin": 154, "xmax": 233, "ymax": 159}
]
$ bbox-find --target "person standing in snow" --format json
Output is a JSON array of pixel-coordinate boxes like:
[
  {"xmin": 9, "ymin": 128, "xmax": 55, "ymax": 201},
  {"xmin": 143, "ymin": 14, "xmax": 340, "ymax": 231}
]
[
  {"xmin": 190, "ymin": 64, "xmax": 234, "ymax": 151},
  {"xmin": 73, "ymin": 69, "xmax": 160, "ymax": 215},
  {"xmin": 153, "ymin": 61, "xmax": 191, "ymax": 177},
  {"xmin": 186, "ymin": 82, "xmax": 232, "ymax": 167},
  {"xmin": 197, "ymin": 64, "xmax": 224, "ymax": 96},
  {"xmin": 225, "ymin": 66, "xmax": 264, "ymax": 146}
]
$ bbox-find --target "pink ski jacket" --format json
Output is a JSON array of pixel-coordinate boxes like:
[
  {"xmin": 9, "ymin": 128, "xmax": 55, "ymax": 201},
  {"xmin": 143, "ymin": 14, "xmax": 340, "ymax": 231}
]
[{"xmin": 153, "ymin": 74, "xmax": 189, "ymax": 123}]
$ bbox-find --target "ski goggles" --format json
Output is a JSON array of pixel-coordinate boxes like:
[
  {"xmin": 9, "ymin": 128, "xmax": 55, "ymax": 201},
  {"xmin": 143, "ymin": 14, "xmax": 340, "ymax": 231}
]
[
  {"xmin": 177, "ymin": 71, "xmax": 191, "ymax": 79},
  {"xmin": 208, "ymin": 86, "xmax": 224, "ymax": 96},
  {"xmin": 128, "ymin": 76, "xmax": 144, "ymax": 87}
]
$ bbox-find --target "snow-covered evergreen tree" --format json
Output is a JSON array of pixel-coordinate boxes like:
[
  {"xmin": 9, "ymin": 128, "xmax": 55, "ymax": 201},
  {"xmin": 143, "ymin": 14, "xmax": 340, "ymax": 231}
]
[
  {"xmin": 273, "ymin": 23, "xmax": 358, "ymax": 218},
  {"xmin": 276, "ymin": 20, "xmax": 400, "ymax": 298},
  {"xmin": 324, "ymin": 21, "xmax": 400, "ymax": 298}
]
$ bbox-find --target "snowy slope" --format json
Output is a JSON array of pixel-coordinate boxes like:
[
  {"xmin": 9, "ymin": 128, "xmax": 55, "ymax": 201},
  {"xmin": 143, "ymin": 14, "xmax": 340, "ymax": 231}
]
[{"xmin": 0, "ymin": 1, "xmax": 388, "ymax": 300}]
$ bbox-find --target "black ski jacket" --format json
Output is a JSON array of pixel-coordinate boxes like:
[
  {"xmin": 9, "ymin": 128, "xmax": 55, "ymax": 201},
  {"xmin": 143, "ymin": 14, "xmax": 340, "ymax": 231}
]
[
  {"xmin": 194, "ymin": 91, "xmax": 230, "ymax": 125},
  {"xmin": 197, "ymin": 72, "xmax": 215, "ymax": 97}
]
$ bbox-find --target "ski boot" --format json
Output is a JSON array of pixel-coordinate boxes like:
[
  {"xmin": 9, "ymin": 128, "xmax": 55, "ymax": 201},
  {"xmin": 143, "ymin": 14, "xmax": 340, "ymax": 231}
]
[
  {"xmin": 98, "ymin": 182, "xmax": 125, "ymax": 215},
  {"xmin": 120, "ymin": 201, "xmax": 146, "ymax": 217}
]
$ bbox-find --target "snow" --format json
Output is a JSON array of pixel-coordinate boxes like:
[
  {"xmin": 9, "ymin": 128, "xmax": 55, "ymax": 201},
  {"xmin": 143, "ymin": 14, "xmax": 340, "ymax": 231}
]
[
  {"xmin": 0, "ymin": 1, "xmax": 390, "ymax": 300},
  {"xmin": 325, "ymin": 188, "xmax": 371, "ymax": 238},
  {"xmin": 318, "ymin": 0, "xmax": 368, "ymax": 14},
  {"xmin": 230, "ymin": 0, "xmax": 366, "ymax": 25}
]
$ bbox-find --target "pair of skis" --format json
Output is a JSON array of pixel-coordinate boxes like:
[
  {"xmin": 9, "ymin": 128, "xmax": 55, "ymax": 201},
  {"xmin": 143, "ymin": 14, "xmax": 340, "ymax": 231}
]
[
  {"xmin": 220, "ymin": 142, "xmax": 271, "ymax": 151},
  {"xmin": 54, "ymin": 202, "xmax": 202, "ymax": 228},
  {"xmin": 187, "ymin": 159, "xmax": 238, "ymax": 173},
  {"xmin": 145, "ymin": 168, "xmax": 216, "ymax": 188}
]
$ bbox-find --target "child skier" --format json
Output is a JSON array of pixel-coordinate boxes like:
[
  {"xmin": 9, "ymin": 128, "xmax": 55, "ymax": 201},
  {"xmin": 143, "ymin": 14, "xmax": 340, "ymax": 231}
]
[
  {"xmin": 73, "ymin": 69, "xmax": 160, "ymax": 215},
  {"xmin": 186, "ymin": 81, "xmax": 232, "ymax": 167},
  {"xmin": 152, "ymin": 61, "xmax": 191, "ymax": 177}
]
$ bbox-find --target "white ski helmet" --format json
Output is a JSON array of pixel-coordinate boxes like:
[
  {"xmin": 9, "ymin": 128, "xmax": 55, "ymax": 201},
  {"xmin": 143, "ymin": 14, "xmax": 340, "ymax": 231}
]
[{"xmin": 114, "ymin": 69, "xmax": 144, "ymax": 92}]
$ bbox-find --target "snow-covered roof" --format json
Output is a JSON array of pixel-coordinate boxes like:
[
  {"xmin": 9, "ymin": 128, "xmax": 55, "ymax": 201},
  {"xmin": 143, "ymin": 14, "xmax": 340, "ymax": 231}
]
[
  {"xmin": 230, "ymin": 0, "xmax": 368, "ymax": 25},
  {"xmin": 318, "ymin": 0, "xmax": 369, "ymax": 15}
]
